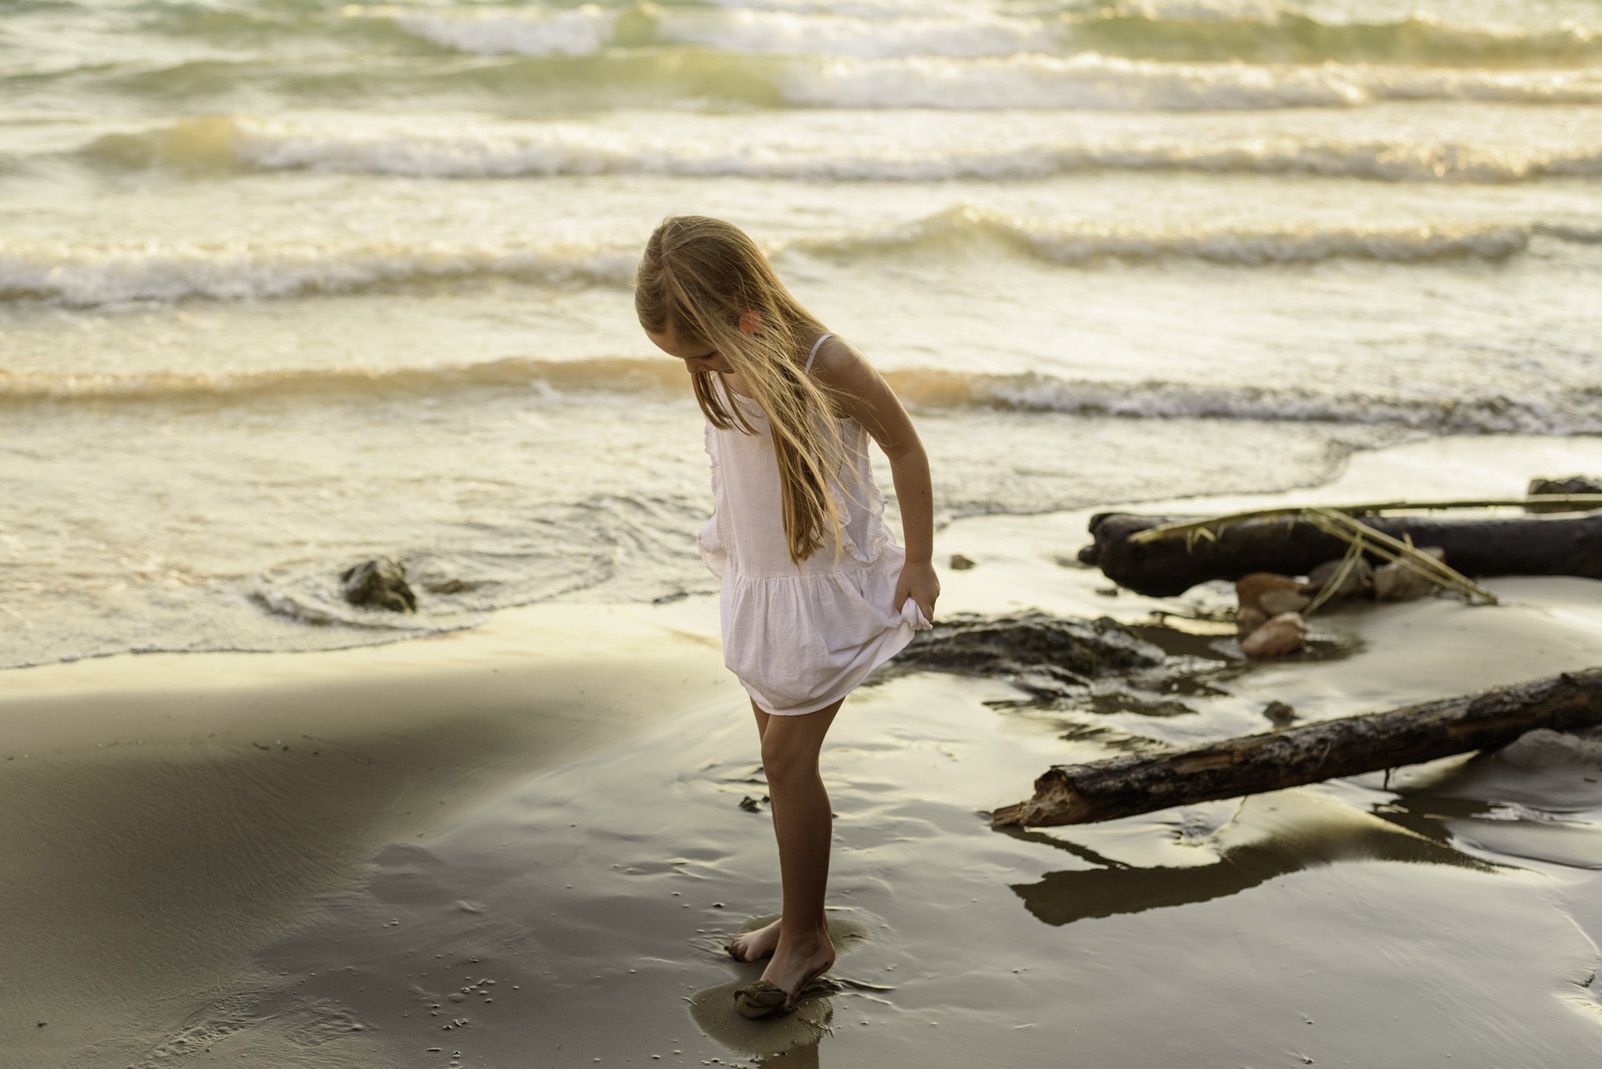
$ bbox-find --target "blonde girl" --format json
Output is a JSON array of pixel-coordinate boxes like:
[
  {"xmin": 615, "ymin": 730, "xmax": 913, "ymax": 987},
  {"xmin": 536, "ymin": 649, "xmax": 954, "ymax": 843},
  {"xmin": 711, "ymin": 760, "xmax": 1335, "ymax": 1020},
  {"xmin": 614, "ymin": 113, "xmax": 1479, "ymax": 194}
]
[{"xmin": 636, "ymin": 216, "xmax": 939, "ymax": 1019}]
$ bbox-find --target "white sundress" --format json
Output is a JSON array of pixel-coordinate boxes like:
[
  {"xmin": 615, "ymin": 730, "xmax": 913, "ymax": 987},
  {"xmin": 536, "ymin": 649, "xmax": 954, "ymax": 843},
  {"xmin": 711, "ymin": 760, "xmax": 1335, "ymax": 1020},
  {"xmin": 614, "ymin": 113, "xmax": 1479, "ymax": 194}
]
[{"xmin": 697, "ymin": 332, "xmax": 933, "ymax": 716}]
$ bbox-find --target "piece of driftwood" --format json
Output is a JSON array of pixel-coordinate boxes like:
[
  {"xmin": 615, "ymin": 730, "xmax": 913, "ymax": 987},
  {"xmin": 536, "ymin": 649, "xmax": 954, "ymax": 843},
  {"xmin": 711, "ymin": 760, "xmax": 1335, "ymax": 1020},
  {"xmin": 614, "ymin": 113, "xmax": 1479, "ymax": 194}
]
[
  {"xmin": 1079, "ymin": 508, "xmax": 1602, "ymax": 598},
  {"xmin": 989, "ymin": 667, "xmax": 1602, "ymax": 828}
]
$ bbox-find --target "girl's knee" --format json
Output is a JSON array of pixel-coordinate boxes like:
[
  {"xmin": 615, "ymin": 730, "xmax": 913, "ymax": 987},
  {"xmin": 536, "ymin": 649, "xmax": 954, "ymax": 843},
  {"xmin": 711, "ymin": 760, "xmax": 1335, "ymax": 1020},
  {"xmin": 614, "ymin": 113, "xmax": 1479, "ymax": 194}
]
[{"xmin": 760, "ymin": 735, "xmax": 818, "ymax": 786}]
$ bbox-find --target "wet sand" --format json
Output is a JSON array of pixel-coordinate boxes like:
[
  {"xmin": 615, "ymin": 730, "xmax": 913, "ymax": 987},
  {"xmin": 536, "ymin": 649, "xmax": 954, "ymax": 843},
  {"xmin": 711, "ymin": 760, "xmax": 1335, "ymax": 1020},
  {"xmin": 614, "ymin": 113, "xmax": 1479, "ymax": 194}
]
[{"xmin": 4, "ymin": 435, "xmax": 1602, "ymax": 1067}]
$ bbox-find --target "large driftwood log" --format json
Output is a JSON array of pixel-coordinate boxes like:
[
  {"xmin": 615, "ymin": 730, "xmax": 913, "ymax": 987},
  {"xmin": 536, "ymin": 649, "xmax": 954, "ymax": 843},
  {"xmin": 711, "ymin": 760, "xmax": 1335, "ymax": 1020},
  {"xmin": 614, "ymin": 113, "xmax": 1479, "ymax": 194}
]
[
  {"xmin": 989, "ymin": 668, "xmax": 1602, "ymax": 828},
  {"xmin": 1079, "ymin": 510, "xmax": 1602, "ymax": 598}
]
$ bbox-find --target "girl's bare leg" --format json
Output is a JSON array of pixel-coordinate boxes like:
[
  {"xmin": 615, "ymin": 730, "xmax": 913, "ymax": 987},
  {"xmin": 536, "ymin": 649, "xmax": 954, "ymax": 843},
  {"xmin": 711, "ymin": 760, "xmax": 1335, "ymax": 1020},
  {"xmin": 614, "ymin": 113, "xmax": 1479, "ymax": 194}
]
[
  {"xmin": 749, "ymin": 697, "xmax": 841, "ymax": 999},
  {"xmin": 727, "ymin": 701, "xmax": 783, "ymax": 962}
]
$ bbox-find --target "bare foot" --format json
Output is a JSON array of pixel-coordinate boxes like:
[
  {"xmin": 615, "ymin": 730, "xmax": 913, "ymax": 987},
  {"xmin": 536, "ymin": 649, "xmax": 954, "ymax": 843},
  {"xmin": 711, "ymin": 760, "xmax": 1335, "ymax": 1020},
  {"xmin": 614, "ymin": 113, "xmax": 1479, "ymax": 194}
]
[
  {"xmin": 728, "ymin": 917, "xmax": 781, "ymax": 962},
  {"xmin": 758, "ymin": 929, "xmax": 836, "ymax": 1008}
]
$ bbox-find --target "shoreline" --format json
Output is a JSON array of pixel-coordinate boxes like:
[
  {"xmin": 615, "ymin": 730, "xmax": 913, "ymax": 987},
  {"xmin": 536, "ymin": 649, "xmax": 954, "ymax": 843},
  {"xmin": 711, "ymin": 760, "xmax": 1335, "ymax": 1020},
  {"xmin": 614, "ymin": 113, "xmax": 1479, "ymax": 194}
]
[
  {"xmin": 9, "ymin": 430, "xmax": 1600, "ymax": 679},
  {"xmin": 4, "ymin": 433, "xmax": 1602, "ymax": 1065}
]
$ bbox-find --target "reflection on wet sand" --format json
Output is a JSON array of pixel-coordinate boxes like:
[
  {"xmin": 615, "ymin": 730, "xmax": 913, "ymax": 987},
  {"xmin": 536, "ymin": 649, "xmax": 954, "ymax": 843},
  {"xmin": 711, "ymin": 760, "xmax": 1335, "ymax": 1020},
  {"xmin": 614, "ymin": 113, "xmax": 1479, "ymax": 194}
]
[{"xmin": 1006, "ymin": 791, "xmax": 1511, "ymax": 927}]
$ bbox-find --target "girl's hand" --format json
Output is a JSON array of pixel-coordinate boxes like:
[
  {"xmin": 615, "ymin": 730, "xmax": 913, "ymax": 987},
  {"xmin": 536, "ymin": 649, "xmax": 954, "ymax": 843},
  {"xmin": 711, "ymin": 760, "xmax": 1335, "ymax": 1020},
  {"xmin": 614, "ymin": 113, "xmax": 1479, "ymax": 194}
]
[{"xmin": 894, "ymin": 560, "xmax": 940, "ymax": 623}]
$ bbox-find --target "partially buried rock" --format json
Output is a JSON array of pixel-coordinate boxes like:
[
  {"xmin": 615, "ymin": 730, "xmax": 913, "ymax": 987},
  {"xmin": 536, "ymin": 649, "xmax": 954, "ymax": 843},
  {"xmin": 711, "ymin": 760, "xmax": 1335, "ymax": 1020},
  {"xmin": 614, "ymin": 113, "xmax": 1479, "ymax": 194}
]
[
  {"xmin": 889, "ymin": 610, "xmax": 1167, "ymax": 697},
  {"xmin": 1240, "ymin": 612, "xmax": 1307, "ymax": 658},
  {"xmin": 949, "ymin": 553, "xmax": 976, "ymax": 571},
  {"xmin": 340, "ymin": 557, "xmax": 417, "ymax": 613},
  {"xmin": 1263, "ymin": 700, "xmax": 1297, "ymax": 725},
  {"xmin": 1235, "ymin": 572, "xmax": 1301, "ymax": 616},
  {"xmin": 1373, "ymin": 547, "xmax": 1446, "ymax": 602},
  {"xmin": 1525, "ymin": 475, "xmax": 1602, "ymax": 513},
  {"xmin": 1304, "ymin": 556, "xmax": 1374, "ymax": 601}
]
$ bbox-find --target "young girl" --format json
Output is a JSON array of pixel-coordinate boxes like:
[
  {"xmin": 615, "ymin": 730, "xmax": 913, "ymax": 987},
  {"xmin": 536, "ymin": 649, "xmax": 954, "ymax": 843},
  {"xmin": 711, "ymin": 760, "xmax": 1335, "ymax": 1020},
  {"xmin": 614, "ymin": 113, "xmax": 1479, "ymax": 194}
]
[{"xmin": 635, "ymin": 216, "xmax": 939, "ymax": 1019}]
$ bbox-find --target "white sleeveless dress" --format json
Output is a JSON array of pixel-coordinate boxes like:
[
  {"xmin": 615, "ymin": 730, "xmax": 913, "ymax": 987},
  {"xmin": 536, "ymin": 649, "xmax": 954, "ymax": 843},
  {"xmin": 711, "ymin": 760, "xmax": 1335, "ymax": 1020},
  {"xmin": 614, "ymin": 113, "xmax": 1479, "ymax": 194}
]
[{"xmin": 697, "ymin": 332, "xmax": 933, "ymax": 716}]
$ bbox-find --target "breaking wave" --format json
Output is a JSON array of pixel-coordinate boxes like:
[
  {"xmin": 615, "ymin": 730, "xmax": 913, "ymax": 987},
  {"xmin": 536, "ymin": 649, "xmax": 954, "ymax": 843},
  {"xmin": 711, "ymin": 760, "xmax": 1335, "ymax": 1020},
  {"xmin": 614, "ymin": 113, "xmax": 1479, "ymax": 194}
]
[
  {"xmin": 345, "ymin": 3, "xmax": 1602, "ymax": 68},
  {"xmin": 5, "ymin": 210, "xmax": 1598, "ymax": 306},
  {"xmin": 59, "ymin": 49, "xmax": 1602, "ymax": 113},
  {"xmin": 0, "ymin": 238, "xmax": 638, "ymax": 305},
  {"xmin": 8, "ymin": 356, "xmax": 1599, "ymax": 435},
  {"xmin": 795, "ymin": 206, "xmax": 1602, "ymax": 267},
  {"xmin": 80, "ymin": 114, "xmax": 1602, "ymax": 184}
]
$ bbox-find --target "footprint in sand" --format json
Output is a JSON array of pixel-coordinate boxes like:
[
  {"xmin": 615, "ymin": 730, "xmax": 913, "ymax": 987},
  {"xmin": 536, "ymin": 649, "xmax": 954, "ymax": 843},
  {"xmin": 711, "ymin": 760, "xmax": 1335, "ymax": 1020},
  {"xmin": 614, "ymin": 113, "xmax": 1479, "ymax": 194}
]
[
  {"xmin": 686, "ymin": 979, "xmax": 834, "ymax": 1056},
  {"xmin": 686, "ymin": 907, "xmax": 884, "ymax": 1054}
]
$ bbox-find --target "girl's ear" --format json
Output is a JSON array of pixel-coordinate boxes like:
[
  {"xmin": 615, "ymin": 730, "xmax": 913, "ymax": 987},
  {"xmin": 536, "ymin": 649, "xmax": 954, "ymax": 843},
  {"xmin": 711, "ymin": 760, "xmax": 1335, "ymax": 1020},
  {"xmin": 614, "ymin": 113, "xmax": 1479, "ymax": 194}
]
[{"xmin": 738, "ymin": 310, "xmax": 762, "ymax": 335}]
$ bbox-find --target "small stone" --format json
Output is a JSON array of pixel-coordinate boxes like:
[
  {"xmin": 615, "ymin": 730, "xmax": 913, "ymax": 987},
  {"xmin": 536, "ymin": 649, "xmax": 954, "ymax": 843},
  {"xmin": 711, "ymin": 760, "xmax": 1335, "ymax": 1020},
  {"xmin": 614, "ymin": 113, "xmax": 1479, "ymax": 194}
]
[
  {"xmin": 1373, "ymin": 547, "xmax": 1446, "ymax": 602},
  {"xmin": 1242, "ymin": 612, "xmax": 1307, "ymax": 658},
  {"xmin": 738, "ymin": 796, "xmax": 761, "ymax": 812},
  {"xmin": 339, "ymin": 557, "xmax": 416, "ymax": 613},
  {"xmin": 1263, "ymin": 700, "xmax": 1297, "ymax": 724},
  {"xmin": 1306, "ymin": 557, "xmax": 1374, "ymax": 600},
  {"xmin": 949, "ymin": 553, "xmax": 976, "ymax": 571},
  {"xmin": 1235, "ymin": 572, "xmax": 1302, "ymax": 616}
]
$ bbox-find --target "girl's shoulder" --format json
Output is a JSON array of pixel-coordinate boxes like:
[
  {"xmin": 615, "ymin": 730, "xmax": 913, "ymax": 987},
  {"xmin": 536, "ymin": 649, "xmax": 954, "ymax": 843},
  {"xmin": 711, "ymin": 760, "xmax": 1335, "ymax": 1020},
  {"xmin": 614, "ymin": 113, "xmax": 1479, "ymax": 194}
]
[
  {"xmin": 805, "ymin": 332, "xmax": 865, "ymax": 379},
  {"xmin": 805, "ymin": 332, "xmax": 895, "ymax": 428}
]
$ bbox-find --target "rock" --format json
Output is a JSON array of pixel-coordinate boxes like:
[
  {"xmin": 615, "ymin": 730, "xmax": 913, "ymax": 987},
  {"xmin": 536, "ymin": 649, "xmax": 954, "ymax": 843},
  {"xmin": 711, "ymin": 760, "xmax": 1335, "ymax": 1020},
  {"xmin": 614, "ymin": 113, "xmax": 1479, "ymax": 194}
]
[
  {"xmin": 1305, "ymin": 556, "xmax": 1374, "ymax": 600},
  {"xmin": 888, "ymin": 611, "xmax": 1168, "ymax": 697},
  {"xmin": 949, "ymin": 553, "xmax": 976, "ymax": 571},
  {"xmin": 1235, "ymin": 572, "xmax": 1300, "ymax": 616},
  {"xmin": 340, "ymin": 557, "xmax": 416, "ymax": 613},
  {"xmin": 738, "ymin": 796, "xmax": 762, "ymax": 812},
  {"xmin": 425, "ymin": 578, "xmax": 472, "ymax": 594},
  {"xmin": 1263, "ymin": 700, "xmax": 1297, "ymax": 725},
  {"xmin": 1241, "ymin": 612, "xmax": 1307, "ymax": 658},
  {"xmin": 1526, "ymin": 475, "xmax": 1602, "ymax": 513},
  {"xmin": 1259, "ymin": 588, "xmax": 1312, "ymax": 616},
  {"xmin": 1499, "ymin": 727, "xmax": 1602, "ymax": 769},
  {"xmin": 1373, "ymin": 547, "xmax": 1446, "ymax": 602},
  {"xmin": 1235, "ymin": 606, "xmax": 1268, "ymax": 636}
]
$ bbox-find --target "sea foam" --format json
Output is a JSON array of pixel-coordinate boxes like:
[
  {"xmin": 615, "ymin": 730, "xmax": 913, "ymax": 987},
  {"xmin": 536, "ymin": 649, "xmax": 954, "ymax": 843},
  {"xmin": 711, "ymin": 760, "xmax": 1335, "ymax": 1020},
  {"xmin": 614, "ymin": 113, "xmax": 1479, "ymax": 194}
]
[
  {"xmin": 5, "ymin": 211, "xmax": 1598, "ymax": 307},
  {"xmin": 80, "ymin": 114, "xmax": 1602, "ymax": 184}
]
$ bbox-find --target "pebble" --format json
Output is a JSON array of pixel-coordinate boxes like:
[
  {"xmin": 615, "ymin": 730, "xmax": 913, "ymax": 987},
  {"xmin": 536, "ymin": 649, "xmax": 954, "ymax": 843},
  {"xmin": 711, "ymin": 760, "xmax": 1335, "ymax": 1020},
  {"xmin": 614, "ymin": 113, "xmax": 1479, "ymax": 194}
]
[{"xmin": 1241, "ymin": 611, "xmax": 1308, "ymax": 657}]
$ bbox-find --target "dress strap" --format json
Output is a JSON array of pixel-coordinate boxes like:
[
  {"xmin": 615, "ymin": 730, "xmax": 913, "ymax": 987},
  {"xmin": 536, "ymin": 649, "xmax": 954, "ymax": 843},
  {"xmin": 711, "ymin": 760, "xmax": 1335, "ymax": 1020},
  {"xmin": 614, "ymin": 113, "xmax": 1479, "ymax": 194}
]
[{"xmin": 803, "ymin": 332, "xmax": 833, "ymax": 374}]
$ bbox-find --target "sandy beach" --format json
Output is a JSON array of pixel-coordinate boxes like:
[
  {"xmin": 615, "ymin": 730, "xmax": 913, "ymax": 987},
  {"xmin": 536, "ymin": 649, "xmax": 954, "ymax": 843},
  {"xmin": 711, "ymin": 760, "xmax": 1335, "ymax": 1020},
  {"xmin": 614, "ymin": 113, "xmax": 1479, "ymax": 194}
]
[
  {"xmin": 4, "ymin": 435, "xmax": 1601, "ymax": 1067},
  {"xmin": 11, "ymin": 1, "xmax": 1602, "ymax": 1064}
]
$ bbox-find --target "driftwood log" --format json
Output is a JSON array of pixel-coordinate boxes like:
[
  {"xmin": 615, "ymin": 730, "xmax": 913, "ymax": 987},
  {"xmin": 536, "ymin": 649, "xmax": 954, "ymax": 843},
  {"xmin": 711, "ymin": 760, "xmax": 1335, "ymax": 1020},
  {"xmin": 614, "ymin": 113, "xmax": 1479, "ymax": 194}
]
[
  {"xmin": 989, "ymin": 667, "xmax": 1602, "ymax": 828},
  {"xmin": 1079, "ymin": 510, "xmax": 1602, "ymax": 598}
]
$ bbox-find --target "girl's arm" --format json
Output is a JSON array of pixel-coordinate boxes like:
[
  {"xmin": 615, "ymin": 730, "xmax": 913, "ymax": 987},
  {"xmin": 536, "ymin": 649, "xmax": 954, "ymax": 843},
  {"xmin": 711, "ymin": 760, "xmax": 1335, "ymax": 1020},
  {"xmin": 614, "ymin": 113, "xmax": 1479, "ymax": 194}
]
[{"xmin": 811, "ymin": 337, "xmax": 940, "ymax": 621}]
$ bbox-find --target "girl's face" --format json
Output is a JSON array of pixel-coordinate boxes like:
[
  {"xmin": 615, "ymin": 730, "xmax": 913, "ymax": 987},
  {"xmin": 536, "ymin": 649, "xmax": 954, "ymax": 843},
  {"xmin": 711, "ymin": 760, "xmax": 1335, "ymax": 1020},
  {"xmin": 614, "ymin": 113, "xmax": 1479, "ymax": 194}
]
[{"xmin": 645, "ymin": 323, "xmax": 734, "ymax": 375}]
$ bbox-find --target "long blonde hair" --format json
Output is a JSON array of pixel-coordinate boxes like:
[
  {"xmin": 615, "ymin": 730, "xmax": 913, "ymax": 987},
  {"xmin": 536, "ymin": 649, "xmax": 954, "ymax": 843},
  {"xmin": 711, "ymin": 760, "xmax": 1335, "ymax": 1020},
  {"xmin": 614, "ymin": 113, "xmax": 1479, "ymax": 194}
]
[{"xmin": 635, "ymin": 215, "xmax": 852, "ymax": 565}]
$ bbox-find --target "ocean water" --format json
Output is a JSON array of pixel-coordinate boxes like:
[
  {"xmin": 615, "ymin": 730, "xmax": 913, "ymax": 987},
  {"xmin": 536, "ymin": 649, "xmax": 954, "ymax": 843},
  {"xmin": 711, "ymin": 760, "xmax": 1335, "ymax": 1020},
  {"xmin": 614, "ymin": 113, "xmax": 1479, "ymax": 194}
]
[{"xmin": 3, "ymin": 0, "xmax": 1601, "ymax": 669}]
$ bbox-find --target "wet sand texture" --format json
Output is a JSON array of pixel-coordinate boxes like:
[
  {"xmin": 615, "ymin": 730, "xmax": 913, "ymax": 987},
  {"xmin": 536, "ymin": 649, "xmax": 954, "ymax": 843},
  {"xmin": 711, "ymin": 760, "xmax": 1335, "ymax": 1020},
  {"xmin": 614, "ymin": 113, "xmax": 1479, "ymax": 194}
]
[{"xmin": 3, "ymin": 437, "xmax": 1601, "ymax": 1065}]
